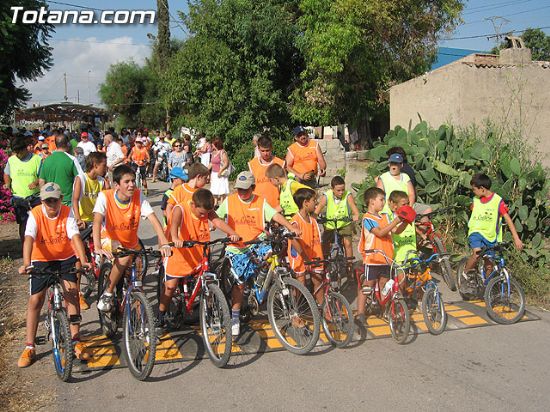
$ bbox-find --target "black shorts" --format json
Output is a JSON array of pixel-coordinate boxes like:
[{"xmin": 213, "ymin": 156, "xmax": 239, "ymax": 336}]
[
  {"xmin": 29, "ymin": 256, "xmax": 78, "ymax": 295},
  {"xmin": 363, "ymin": 265, "xmax": 392, "ymax": 282}
]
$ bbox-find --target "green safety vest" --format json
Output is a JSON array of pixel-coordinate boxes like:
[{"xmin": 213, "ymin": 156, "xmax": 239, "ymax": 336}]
[
  {"xmin": 280, "ymin": 179, "xmax": 299, "ymax": 218},
  {"xmin": 7, "ymin": 154, "xmax": 41, "ymax": 198},
  {"xmin": 325, "ymin": 189, "xmax": 351, "ymax": 230},
  {"xmin": 389, "ymin": 210, "xmax": 417, "ymax": 264},
  {"xmin": 379, "ymin": 171, "xmax": 411, "ymax": 214},
  {"xmin": 468, "ymin": 194, "xmax": 503, "ymax": 242}
]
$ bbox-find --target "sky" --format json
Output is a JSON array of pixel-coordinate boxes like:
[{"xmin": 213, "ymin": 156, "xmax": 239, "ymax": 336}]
[{"xmin": 20, "ymin": 0, "xmax": 550, "ymax": 107}]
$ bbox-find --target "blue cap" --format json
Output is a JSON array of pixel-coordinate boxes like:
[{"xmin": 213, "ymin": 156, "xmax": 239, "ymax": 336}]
[
  {"xmin": 169, "ymin": 167, "xmax": 188, "ymax": 181},
  {"xmin": 292, "ymin": 125, "xmax": 307, "ymax": 136},
  {"xmin": 388, "ymin": 153, "xmax": 403, "ymax": 163}
]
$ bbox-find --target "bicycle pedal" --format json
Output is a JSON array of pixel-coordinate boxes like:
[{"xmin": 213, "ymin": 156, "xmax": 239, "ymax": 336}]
[{"xmin": 35, "ymin": 336, "xmax": 47, "ymax": 345}]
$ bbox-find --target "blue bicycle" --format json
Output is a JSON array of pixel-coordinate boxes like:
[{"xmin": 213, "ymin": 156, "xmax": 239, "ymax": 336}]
[
  {"xmin": 402, "ymin": 252, "xmax": 447, "ymax": 335},
  {"xmin": 457, "ymin": 242, "xmax": 526, "ymax": 324}
]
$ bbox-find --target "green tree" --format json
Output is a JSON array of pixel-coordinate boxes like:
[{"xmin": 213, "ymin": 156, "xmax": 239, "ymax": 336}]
[
  {"xmin": 0, "ymin": 0, "xmax": 54, "ymax": 119},
  {"xmin": 292, "ymin": 0, "xmax": 463, "ymax": 147},
  {"xmin": 163, "ymin": 0, "xmax": 301, "ymax": 152}
]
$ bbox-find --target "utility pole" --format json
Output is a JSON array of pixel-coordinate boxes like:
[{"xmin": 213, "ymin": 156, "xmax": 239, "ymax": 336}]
[
  {"xmin": 77, "ymin": 90, "xmax": 80, "ymax": 104},
  {"xmin": 64, "ymin": 72, "xmax": 68, "ymax": 101},
  {"xmin": 88, "ymin": 70, "xmax": 91, "ymax": 104},
  {"xmin": 485, "ymin": 16, "xmax": 511, "ymax": 44}
]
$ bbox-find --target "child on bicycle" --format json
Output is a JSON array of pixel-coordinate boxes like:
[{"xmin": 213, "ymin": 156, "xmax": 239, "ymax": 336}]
[
  {"xmin": 265, "ymin": 163, "xmax": 309, "ymax": 218},
  {"xmin": 463, "ymin": 173, "xmax": 523, "ymax": 276},
  {"xmin": 356, "ymin": 187, "xmax": 405, "ymax": 324},
  {"xmin": 129, "ymin": 137, "xmax": 150, "ymax": 196},
  {"xmin": 289, "ymin": 188, "xmax": 324, "ymax": 304},
  {"xmin": 314, "ymin": 175, "xmax": 360, "ymax": 263},
  {"xmin": 160, "ymin": 167, "xmax": 188, "ymax": 226},
  {"xmin": 387, "ymin": 190, "xmax": 418, "ymax": 264},
  {"xmin": 159, "ymin": 189, "xmax": 240, "ymax": 329},
  {"xmin": 216, "ymin": 171, "xmax": 300, "ymax": 337},
  {"xmin": 93, "ymin": 164, "xmax": 171, "ymax": 313},
  {"xmin": 18, "ymin": 182, "xmax": 92, "ymax": 367}
]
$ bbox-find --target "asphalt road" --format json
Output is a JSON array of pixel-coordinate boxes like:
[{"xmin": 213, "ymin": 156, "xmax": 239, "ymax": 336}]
[{"xmin": 56, "ymin": 181, "xmax": 550, "ymax": 412}]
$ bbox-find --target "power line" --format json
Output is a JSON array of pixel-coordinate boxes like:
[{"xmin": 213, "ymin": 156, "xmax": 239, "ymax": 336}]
[
  {"xmin": 445, "ymin": 25, "xmax": 550, "ymax": 41},
  {"xmin": 463, "ymin": 0, "xmax": 535, "ymax": 15}
]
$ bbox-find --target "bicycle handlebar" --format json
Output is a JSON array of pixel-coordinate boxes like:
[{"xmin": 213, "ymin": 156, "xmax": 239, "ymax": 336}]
[
  {"xmin": 243, "ymin": 231, "xmax": 297, "ymax": 246},
  {"xmin": 477, "ymin": 241, "xmax": 511, "ymax": 257},
  {"xmin": 113, "ymin": 246, "xmax": 164, "ymax": 258},
  {"xmin": 179, "ymin": 237, "xmax": 235, "ymax": 248},
  {"xmin": 414, "ymin": 205, "xmax": 460, "ymax": 222}
]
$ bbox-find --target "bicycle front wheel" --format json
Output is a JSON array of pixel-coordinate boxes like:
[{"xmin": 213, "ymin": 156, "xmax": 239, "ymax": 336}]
[
  {"xmin": 388, "ymin": 298, "xmax": 410, "ymax": 344},
  {"xmin": 200, "ymin": 284, "xmax": 232, "ymax": 367},
  {"xmin": 267, "ymin": 277, "xmax": 320, "ymax": 355},
  {"xmin": 422, "ymin": 287, "xmax": 447, "ymax": 335},
  {"xmin": 51, "ymin": 309, "xmax": 74, "ymax": 382},
  {"xmin": 484, "ymin": 275, "xmax": 526, "ymax": 325},
  {"xmin": 433, "ymin": 237, "xmax": 457, "ymax": 291},
  {"xmin": 122, "ymin": 291, "xmax": 157, "ymax": 381},
  {"xmin": 321, "ymin": 291, "xmax": 354, "ymax": 348}
]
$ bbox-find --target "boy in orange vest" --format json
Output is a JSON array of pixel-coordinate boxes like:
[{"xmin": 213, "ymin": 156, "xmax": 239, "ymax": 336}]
[
  {"xmin": 288, "ymin": 188, "xmax": 324, "ymax": 304},
  {"xmin": 356, "ymin": 187, "xmax": 406, "ymax": 324},
  {"xmin": 159, "ymin": 189, "xmax": 239, "ymax": 329},
  {"xmin": 129, "ymin": 137, "xmax": 150, "ymax": 195},
  {"xmin": 93, "ymin": 164, "xmax": 171, "ymax": 312},
  {"xmin": 216, "ymin": 171, "xmax": 300, "ymax": 337},
  {"xmin": 18, "ymin": 182, "xmax": 91, "ymax": 368},
  {"xmin": 248, "ymin": 135, "xmax": 285, "ymax": 209}
]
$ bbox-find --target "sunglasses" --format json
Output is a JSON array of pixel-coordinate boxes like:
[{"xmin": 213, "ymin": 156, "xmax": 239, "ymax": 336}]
[{"xmin": 174, "ymin": 145, "xmax": 181, "ymax": 147}]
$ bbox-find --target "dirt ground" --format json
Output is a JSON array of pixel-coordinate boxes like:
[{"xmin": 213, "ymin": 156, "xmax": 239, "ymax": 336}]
[{"xmin": 0, "ymin": 221, "xmax": 56, "ymax": 412}]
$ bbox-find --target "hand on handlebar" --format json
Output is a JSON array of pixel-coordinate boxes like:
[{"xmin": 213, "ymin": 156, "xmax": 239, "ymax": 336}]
[
  {"xmin": 160, "ymin": 244, "xmax": 172, "ymax": 258},
  {"xmin": 289, "ymin": 226, "xmax": 301, "ymax": 237},
  {"xmin": 96, "ymin": 248, "xmax": 114, "ymax": 260},
  {"xmin": 229, "ymin": 234, "xmax": 241, "ymax": 243}
]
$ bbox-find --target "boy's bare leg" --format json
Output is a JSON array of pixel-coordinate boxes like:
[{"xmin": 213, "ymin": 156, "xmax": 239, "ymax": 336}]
[
  {"xmin": 311, "ymin": 271, "xmax": 324, "ymax": 305},
  {"xmin": 159, "ymin": 278, "xmax": 178, "ymax": 312},
  {"xmin": 105, "ymin": 255, "xmax": 133, "ymax": 294},
  {"xmin": 231, "ymin": 284, "xmax": 244, "ymax": 311},
  {"xmin": 464, "ymin": 248, "xmax": 481, "ymax": 273},
  {"xmin": 25, "ymin": 291, "xmax": 47, "ymax": 345},
  {"xmin": 62, "ymin": 280, "xmax": 81, "ymax": 338}
]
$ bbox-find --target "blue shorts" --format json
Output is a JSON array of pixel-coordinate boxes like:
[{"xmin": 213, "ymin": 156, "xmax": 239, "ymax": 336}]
[
  {"xmin": 225, "ymin": 243, "xmax": 272, "ymax": 283},
  {"xmin": 468, "ymin": 233, "xmax": 497, "ymax": 250}
]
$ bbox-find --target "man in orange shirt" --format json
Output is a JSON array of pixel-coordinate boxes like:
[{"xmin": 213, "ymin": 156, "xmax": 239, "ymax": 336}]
[
  {"xmin": 93, "ymin": 164, "xmax": 171, "ymax": 312},
  {"xmin": 17, "ymin": 183, "xmax": 91, "ymax": 368},
  {"xmin": 216, "ymin": 171, "xmax": 300, "ymax": 336},
  {"xmin": 129, "ymin": 137, "xmax": 150, "ymax": 195},
  {"xmin": 248, "ymin": 135, "xmax": 285, "ymax": 209},
  {"xmin": 286, "ymin": 126, "xmax": 327, "ymax": 188}
]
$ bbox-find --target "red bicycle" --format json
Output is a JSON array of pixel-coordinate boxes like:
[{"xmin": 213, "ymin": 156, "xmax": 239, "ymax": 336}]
[
  {"xmin": 156, "ymin": 237, "xmax": 233, "ymax": 367},
  {"xmin": 356, "ymin": 249, "xmax": 410, "ymax": 344},
  {"xmin": 415, "ymin": 207, "xmax": 457, "ymax": 291}
]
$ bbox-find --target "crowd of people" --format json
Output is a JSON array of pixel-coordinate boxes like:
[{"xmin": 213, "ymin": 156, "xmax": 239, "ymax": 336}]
[{"xmin": 3, "ymin": 124, "xmax": 523, "ymax": 370}]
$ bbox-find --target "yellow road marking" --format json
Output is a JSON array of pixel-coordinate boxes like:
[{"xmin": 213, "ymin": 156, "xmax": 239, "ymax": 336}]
[
  {"xmin": 458, "ymin": 316, "xmax": 488, "ymax": 326},
  {"xmin": 86, "ymin": 346, "xmax": 121, "ymax": 368},
  {"xmin": 449, "ymin": 310, "xmax": 476, "ymax": 318},
  {"xmin": 366, "ymin": 317, "xmax": 387, "ymax": 326},
  {"xmin": 265, "ymin": 338, "xmax": 283, "ymax": 349},
  {"xmin": 444, "ymin": 305, "xmax": 462, "ymax": 311},
  {"xmin": 155, "ymin": 337, "xmax": 183, "ymax": 360},
  {"xmin": 368, "ymin": 325, "xmax": 392, "ymax": 336}
]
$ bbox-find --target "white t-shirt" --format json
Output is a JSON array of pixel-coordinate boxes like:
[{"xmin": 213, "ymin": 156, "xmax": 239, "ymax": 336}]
[
  {"xmin": 77, "ymin": 140, "xmax": 97, "ymax": 157},
  {"xmin": 154, "ymin": 141, "xmax": 172, "ymax": 158},
  {"xmin": 25, "ymin": 206, "xmax": 80, "ymax": 239},
  {"xmin": 93, "ymin": 191, "xmax": 154, "ymax": 218},
  {"xmin": 106, "ymin": 141, "xmax": 124, "ymax": 168}
]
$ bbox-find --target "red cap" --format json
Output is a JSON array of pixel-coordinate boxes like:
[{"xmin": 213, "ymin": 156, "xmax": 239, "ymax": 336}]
[{"xmin": 81, "ymin": 132, "xmax": 88, "ymax": 138}]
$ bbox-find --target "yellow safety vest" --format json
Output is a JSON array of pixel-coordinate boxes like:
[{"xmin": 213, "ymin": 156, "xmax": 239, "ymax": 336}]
[
  {"xmin": 325, "ymin": 189, "xmax": 351, "ymax": 230},
  {"xmin": 468, "ymin": 194, "xmax": 503, "ymax": 242}
]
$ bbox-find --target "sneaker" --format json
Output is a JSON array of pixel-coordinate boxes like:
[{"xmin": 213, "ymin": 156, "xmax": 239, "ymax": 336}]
[
  {"xmin": 74, "ymin": 342, "xmax": 91, "ymax": 361},
  {"xmin": 231, "ymin": 322, "xmax": 240, "ymax": 337},
  {"xmin": 79, "ymin": 293, "xmax": 90, "ymax": 311},
  {"xmin": 18, "ymin": 347, "xmax": 36, "ymax": 368},
  {"xmin": 97, "ymin": 293, "xmax": 114, "ymax": 312}
]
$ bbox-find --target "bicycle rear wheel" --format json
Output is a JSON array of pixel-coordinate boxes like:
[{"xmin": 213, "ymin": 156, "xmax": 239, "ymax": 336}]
[
  {"xmin": 200, "ymin": 284, "xmax": 232, "ymax": 368},
  {"xmin": 122, "ymin": 291, "xmax": 157, "ymax": 380},
  {"xmin": 422, "ymin": 287, "xmax": 447, "ymax": 335},
  {"xmin": 484, "ymin": 275, "xmax": 526, "ymax": 325},
  {"xmin": 321, "ymin": 291, "xmax": 354, "ymax": 348},
  {"xmin": 267, "ymin": 277, "xmax": 320, "ymax": 355},
  {"xmin": 97, "ymin": 263, "xmax": 117, "ymax": 338},
  {"xmin": 433, "ymin": 236, "xmax": 457, "ymax": 291},
  {"xmin": 51, "ymin": 309, "xmax": 74, "ymax": 382},
  {"xmin": 388, "ymin": 298, "xmax": 410, "ymax": 344}
]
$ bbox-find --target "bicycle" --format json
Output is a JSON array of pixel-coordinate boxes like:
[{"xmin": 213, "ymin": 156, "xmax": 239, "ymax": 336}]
[
  {"xmin": 79, "ymin": 224, "xmax": 149, "ymax": 303},
  {"xmin": 156, "ymin": 238, "xmax": 233, "ymax": 367},
  {"xmin": 456, "ymin": 242, "xmax": 526, "ymax": 324},
  {"xmin": 156, "ymin": 152, "xmax": 169, "ymax": 182},
  {"xmin": 97, "ymin": 247, "xmax": 159, "ymax": 380},
  {"xmin": 317, "ymin": 216, "xmax": 356, "ymax": 287},
  {"xmin": 31, "ymin": 267, "xmax": 89, "ymax": 382},
  {"xmin": 219, "ymin": 226, "xmax": 321, "ymax": 355},
  {"xmin": 402, "ymin": 252, "xmax": 448, "ymax": 335},
  {"xmin": 304, "ymin": 258, "xmax": 355, "ymax": 347},
  {"xmin": 415, "ymin": 206, "xmax": 457, "ymax": 291},
  {"xmin": 357, "ymin": 249, "xmax": 411, "ymax": 344}
]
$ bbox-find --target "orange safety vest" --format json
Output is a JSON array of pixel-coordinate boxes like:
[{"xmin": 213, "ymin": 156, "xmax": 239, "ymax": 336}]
[
  {"xmin": 358, "ymin": 212, "xmax": 394, "ymax": 265},
  {"xmin": 288, "ymin": 213, "xmax": 323, "ymax": 273},
  {"xmin": 103, "ymin": 189, "xmax": 141, "ymax": 248},
  {"xmin": 164, "ymin": 184, "xmax": 197, "ymax": 241},
  {"xmin": 288, "ymin": 140, "xmax": 318, "ymax": 175},
  {"xmin": 30, "ymin": 205, "xmax": 75, "ymax": 262},
  {"xmin": 248, "ymin": 156, "xmax": 284, "ymax": 208},
  {"xmin": 165, "ymin": 203, "xmax": 210, "ymax": 276},
  {"xmin": 131, "ymin": 146, "xmax": 149, "ymax": 166},
  {"xmin": 226, "ymin": 193, "xmax": 266, "ymax": 247}
]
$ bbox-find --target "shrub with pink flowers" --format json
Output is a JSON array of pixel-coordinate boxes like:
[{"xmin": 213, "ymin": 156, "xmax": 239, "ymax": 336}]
[{"xmin": 0, "ymin": 149, "xmax": 15, "ymax": 222}]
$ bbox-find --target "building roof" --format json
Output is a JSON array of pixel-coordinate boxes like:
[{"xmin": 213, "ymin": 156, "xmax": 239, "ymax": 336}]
[{"xmin": 15, "ymin": 103, "xmax": 109, "ymax": 122}]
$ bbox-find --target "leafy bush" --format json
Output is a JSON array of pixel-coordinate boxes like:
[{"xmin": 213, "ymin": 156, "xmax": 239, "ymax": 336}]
[
  {"xmin": 353, "ymin": 121, "xmax": 550, "ymax": 292},
  {"xmin": 0, "ymin": 149, "xmax": 15, "ymax": 222}
]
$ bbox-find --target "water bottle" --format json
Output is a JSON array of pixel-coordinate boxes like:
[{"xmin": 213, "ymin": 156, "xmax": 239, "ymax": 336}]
[
  {"xmin": 382, "ymin": 279, "xmax": 395, "ymax": 297},
  {"xmin": 255, "ymin": 266, "xmax": 269, "ymax": 288}
]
